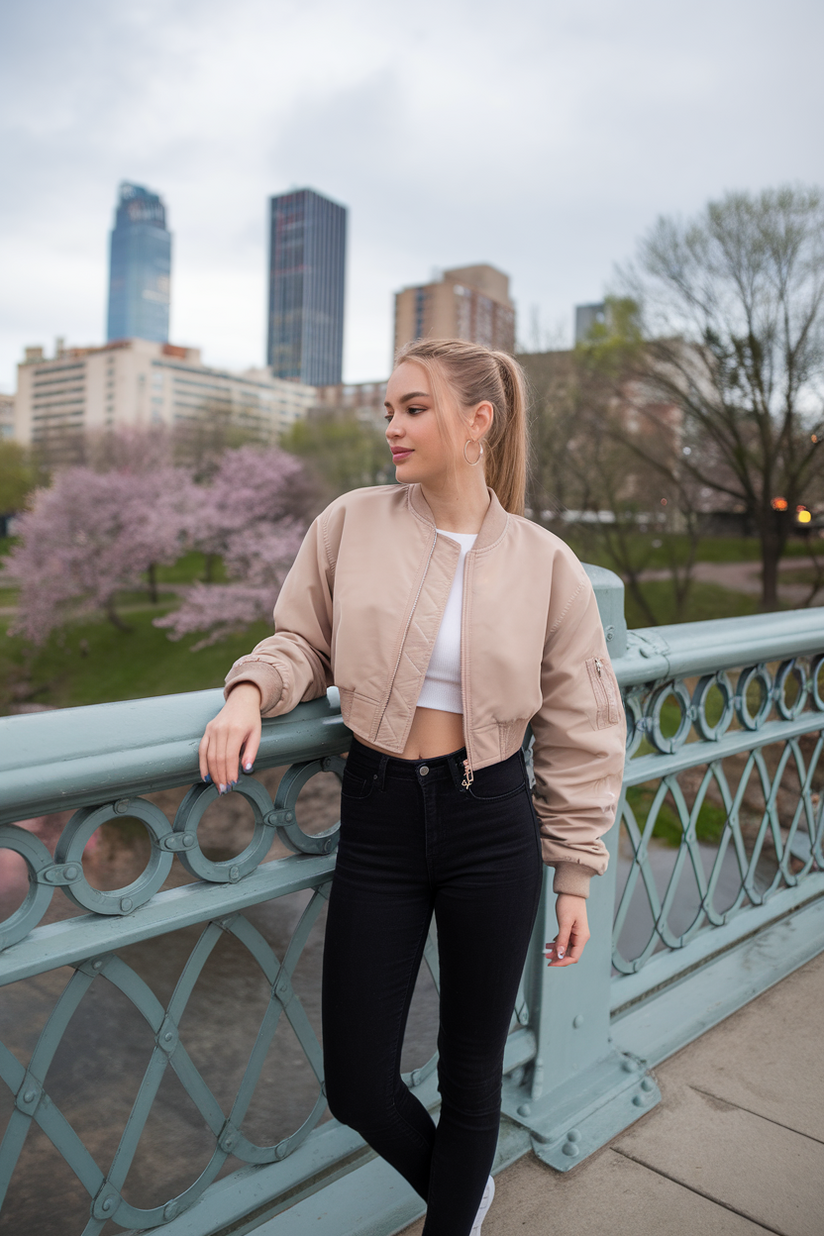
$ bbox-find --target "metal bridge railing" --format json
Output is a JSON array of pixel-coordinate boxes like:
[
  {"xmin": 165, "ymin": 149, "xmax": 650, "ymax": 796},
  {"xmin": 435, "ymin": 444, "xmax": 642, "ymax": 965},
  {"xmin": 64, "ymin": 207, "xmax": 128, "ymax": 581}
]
[{"xmin": 1, "ymin": 568, "xmax": 822, "ymax": 1235}]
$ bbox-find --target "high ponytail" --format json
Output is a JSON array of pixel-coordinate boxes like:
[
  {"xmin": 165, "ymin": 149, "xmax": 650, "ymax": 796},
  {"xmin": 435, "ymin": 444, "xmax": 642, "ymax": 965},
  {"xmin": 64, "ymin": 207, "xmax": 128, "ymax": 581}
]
[{"xmin": 394, "ymin": 339, "xmax": 529, "ymax": 516}]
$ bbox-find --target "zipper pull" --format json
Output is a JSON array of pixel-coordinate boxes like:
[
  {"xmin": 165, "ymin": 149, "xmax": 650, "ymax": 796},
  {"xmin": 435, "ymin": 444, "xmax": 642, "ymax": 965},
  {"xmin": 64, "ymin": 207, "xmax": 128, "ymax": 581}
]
[
  {"xmin": 462, "ymin": 759, "xmax": 474, "ymax": 790},
  {"xmin": 594, "ymin": 657, "xmax": 603, "ymax": 677}
]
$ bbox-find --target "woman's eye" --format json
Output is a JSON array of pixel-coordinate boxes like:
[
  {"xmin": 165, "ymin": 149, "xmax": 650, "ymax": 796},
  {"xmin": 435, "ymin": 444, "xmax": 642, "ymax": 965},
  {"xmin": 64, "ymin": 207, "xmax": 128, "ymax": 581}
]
[{"xmin": 407, "ymin": 406, "xmax": 425, "ymax": 416}]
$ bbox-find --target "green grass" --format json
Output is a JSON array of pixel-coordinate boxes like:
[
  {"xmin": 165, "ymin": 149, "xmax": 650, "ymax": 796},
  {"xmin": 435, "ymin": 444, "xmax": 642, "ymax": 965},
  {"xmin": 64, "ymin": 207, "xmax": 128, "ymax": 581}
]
[
  {"xmin": 563, "ymin": 531, "xmax": 818, "ymax": 571},
  {"xmin": 151, "ymin": 552, "xmax": 227, "ymax": 584},
  {"xmin": 625, "ymin": 784, "xmax": 728, "ymax": 848},
  {"xmin": 0, "ymin": 605, "xmax": 272, "ymax": 712},
  {"xmin": 623, "ymin": 580, "xmax": 760, "ymax": 629}
]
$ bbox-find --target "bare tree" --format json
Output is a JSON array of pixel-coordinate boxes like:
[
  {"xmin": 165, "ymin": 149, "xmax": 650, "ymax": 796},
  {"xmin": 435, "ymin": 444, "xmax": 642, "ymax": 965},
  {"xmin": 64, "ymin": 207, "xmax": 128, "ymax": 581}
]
[{"xmin": 618, "ymin": 185, "xmax": 824, "ymax": 610}]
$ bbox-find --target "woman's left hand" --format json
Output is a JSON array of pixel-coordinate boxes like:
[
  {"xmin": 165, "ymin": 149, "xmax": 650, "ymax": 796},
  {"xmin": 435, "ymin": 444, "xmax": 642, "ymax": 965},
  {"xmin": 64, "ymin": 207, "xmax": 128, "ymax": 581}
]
[{"xmin": 545, "ymin": 893, "xmax": 590, "ymax": 967}]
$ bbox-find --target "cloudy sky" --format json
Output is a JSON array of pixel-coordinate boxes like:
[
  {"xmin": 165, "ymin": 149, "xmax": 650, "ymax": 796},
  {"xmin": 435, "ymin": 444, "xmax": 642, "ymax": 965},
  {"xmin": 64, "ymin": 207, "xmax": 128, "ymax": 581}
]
[{"xmin": 2, "ymin": 0, "xmax": 823, "ymax": 393}]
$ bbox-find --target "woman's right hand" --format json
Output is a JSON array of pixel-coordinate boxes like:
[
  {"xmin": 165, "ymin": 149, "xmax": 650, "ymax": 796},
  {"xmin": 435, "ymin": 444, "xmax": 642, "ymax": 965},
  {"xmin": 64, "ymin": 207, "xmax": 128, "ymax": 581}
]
[{"xmin": 198, "ymin": 683, "xmax": 263, "ymax": 792}]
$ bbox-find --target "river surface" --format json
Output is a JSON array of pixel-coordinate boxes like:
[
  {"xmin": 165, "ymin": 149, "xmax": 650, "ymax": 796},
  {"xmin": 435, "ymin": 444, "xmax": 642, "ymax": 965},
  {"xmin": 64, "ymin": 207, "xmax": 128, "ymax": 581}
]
[{"xmin": 0, "ymin": 768, "xmax": 780, "ymax": 1236}]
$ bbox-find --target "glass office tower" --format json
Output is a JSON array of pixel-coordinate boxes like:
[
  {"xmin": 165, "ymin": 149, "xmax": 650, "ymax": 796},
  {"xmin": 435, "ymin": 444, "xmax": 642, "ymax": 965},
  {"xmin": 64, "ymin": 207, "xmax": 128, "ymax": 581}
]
[
  {"xmin": 267, "ymin": 188, "xmax": 346, "ymax": 385},
  {"xmin": 106, "ymin": 182, "xmax": 172, "ymax": 343}
]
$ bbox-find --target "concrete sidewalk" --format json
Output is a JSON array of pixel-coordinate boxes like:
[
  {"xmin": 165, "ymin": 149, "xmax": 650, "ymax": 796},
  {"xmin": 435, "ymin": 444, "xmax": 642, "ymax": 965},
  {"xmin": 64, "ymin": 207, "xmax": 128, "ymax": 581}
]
[{"xmin": 401, "ymin": 950, "xmax": 824, "ymax": 1236}]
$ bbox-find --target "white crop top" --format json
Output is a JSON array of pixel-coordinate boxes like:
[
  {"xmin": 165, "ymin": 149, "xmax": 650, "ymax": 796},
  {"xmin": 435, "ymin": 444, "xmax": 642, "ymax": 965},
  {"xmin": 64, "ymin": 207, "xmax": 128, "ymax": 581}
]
[{"xmin": 416, "ymin": 530, "xmax": 477, "ymax": 714}]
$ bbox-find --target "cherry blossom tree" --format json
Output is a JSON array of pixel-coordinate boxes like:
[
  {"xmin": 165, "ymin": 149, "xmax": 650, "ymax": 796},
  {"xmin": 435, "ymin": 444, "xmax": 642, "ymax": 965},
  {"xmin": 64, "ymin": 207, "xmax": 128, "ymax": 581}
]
[
  {"xmin": 155, "ymin": 445, "xmax": 309, "ymax": 647},
  {"xmin": 3, "ymin": 457, "xmax": 196, "ymax": 644},
  {"xmin": 4, "ymin": 434, "xmax": 312, "ymax": 651}
]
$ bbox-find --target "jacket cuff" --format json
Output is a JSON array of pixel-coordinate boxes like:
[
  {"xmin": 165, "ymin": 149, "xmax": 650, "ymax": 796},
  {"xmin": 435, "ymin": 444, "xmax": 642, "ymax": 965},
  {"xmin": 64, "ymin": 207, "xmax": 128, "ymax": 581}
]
[
  {"xmin": 224, "ymin": 660, "xmax": 285, "ymax": 714},
  {"xmin": 552, "ymin": 862, "xmax": 592, "ymax": 899}
]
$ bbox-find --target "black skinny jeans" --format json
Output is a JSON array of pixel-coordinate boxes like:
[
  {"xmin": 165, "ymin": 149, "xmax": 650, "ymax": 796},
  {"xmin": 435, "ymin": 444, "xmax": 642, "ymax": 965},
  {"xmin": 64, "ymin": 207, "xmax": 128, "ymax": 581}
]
[{"xmin": 322, "ymin": 738, "xmax": 544, "ymax": 1236}]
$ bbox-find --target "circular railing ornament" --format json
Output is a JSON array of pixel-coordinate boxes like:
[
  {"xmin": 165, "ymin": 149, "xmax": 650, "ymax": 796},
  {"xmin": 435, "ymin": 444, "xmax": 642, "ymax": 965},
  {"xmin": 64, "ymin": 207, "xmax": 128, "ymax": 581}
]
[
  {"xmin": 270, "ymin": 756, "xmax": 345, "ymax": 854},
  {"xmin": 55, "ymin": 799, "xmax": 175, "ymax": 914},
  {"xmin": 0, "ymin": 825, "xmax": 56, "ymax": 948},
  {"xmin": 646, "ymin": 680, "xmax": 692, "ymax": 754},
  {"xmin": 623, "ymin": 690, "xmax": 646, "ymax": 757},
  {"xmin": 735, "ymin": 664, "xmax": 773, "ymax": 730},
  {"xmin": 173, "ymin": 776, "xmax": 276, "ymax": 882},
  {"xmin": 774, "ymin": 658, "xmax": 808, "ymax": 721},
  {"xmin": 808, "ymin": 654, "xmax": 824, "ymax": 712},
  {"xmin": 691, "ymin": 671, "xmax": 734, "ymax": 741}
]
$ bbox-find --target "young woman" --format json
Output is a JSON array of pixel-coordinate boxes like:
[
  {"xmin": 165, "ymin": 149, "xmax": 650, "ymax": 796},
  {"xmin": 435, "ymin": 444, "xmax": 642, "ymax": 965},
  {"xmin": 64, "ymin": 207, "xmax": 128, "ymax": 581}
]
[{"xmin": 199, "ymin": 339, "xmax": 626, "ymax": 1236}]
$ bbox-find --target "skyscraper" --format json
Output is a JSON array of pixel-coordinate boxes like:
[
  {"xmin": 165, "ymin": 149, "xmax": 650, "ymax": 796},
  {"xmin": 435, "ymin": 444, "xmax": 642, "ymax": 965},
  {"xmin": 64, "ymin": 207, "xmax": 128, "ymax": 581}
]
[
  {"xmin": 106, "ymin": 182, "xmax": 172, "ymax": 343},
  {"xmin": 267, "ymin": 188, "xmax": 346, "ymax": 385}
]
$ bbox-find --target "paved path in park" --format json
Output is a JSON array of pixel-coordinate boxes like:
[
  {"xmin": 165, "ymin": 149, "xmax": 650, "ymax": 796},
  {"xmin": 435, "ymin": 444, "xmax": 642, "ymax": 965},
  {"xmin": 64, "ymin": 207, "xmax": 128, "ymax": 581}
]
[
  {"xmin": 400, "ymin": 948, "xmax": 824, "ymax": 1236},
  {"xmin": 633, "ymin": 554, "xmax": 824, "ymax": 608}
]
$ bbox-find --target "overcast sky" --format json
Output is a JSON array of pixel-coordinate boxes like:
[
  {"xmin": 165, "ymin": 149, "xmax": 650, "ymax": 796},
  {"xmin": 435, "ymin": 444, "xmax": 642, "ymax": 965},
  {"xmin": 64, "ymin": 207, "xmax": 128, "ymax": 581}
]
[{"xmin": 2, "ymin": 0, "xmax": 823, "ymax": 393}]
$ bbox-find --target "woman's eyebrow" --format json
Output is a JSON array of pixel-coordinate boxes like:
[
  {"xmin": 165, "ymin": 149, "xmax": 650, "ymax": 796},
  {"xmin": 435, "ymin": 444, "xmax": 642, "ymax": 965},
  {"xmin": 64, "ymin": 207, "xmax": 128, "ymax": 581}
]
[{"xmin": 384, "ymin": 391, "xmax": 431, "ymax": 408}]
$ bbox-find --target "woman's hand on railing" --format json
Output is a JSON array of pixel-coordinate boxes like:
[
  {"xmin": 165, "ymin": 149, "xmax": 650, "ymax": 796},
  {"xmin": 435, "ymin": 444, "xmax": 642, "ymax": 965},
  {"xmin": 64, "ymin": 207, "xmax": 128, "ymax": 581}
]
[
  {"xmin": 198, "ymin": 683, "xmax": 263, "ymax": 793},
  {"xmin": 545, "ymin": 894, "xmax": 590, "ymax": 967}
]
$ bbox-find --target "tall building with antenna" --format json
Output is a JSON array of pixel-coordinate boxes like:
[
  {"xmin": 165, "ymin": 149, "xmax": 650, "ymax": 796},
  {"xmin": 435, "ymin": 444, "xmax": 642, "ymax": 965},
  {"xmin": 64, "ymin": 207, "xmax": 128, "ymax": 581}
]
[
  {"xmin": 106, "ymin": 182, "xmax": 172, "ymax": 343},
  {"xmin": 267, "ymin": 188, "xmax": 346, "ymax": 385}
]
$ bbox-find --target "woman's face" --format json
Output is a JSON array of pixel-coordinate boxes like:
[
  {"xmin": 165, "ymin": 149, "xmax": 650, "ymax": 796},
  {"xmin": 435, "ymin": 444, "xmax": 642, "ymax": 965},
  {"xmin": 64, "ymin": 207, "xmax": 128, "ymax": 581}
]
[{"xmin": 384, "ymin": 361, "xmax": 460, "ymax": 486}]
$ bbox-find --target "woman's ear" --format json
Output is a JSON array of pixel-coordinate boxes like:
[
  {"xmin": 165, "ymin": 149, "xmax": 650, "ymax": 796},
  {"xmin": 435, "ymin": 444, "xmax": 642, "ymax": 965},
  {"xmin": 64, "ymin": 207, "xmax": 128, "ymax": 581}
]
[{"xmin": 468, "ymin": 400, "xmax": 494, "ymax": 441}]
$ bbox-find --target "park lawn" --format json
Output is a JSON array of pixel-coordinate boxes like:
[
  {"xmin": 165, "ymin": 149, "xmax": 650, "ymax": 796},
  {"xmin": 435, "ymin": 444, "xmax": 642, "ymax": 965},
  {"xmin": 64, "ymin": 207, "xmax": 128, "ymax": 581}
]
[
  {"xmin": 623, "ymin": 580, "xmax": 759, "ymax": 628},
  {"xmin": 151, "ymin": 551, "xmax": 228, "ymax": 584},
  {"xmin": 0, "ymin": 605, "xmax": 272, "ymax": 712},
  {"xmin": 563, "ymin": 530, "xmax": 817, "ymax": 571}
]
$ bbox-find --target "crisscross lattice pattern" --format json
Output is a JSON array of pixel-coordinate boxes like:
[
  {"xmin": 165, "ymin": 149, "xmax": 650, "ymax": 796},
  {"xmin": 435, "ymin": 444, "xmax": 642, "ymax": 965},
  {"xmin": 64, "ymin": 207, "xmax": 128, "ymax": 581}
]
[{"xmin": 615, "ymin": 656, "xmax": 824, "ymax": 973}]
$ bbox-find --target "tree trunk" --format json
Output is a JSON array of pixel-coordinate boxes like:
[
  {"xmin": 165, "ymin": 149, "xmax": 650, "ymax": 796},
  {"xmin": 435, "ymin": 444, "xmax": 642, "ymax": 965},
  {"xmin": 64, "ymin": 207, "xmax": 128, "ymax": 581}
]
[
  {"xmin": 203, "ymin": 553, "xmax": 216, "ymax": 583},
  {"xmin": 147, "ymin": 562, "xmax": 158, "ymax": 604},
  {"xmin": 759, "ymin": 521, "xmax": 786, "ymax": 611},
  {"xmin": 105, "ymin": 597, "xmax": 133, "ymax": 632}
]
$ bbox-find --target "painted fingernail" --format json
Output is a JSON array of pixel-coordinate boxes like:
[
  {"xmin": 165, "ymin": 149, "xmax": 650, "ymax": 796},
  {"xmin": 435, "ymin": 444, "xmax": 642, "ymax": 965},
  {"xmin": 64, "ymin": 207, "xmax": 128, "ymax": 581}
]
[
  {"xmin": 557, "ymin": 949, "xmax": 565, "ymax": 959},
  {"xmin": 244, "ymin": 762, "xmax": 253, "ymax": 773},
  {"xmin": 203, "ymin": 774, "xmax": 211, "ymax": 783},
  {"xmin": 219, "ymin": 784, "xmax": 227, "ymax": 794}
]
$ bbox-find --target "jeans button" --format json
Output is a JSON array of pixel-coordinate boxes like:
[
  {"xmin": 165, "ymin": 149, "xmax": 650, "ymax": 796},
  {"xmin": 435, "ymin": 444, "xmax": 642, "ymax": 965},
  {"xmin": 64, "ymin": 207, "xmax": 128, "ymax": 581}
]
[{"xmin": 419, "ymin": 765, "xmax": 429, "ymax": 776}]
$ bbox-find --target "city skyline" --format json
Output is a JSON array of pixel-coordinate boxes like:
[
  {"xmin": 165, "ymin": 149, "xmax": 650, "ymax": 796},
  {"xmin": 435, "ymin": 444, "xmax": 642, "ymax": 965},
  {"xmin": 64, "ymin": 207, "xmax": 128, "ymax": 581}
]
[{"xmin": 2, "ymin": 0, "xmax": 823, "ymax": 394}]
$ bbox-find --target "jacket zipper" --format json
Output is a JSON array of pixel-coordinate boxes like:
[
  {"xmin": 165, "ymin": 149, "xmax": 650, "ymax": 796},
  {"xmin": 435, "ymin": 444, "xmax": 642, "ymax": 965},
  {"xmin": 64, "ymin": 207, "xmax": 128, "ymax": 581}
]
[
  {"xmin": 460, "ymin": 548, "xmax": 474, "ymax": 787},
  {"xmin": 373, "ymin": 531, "xmax": 439, "ymax": 739}
]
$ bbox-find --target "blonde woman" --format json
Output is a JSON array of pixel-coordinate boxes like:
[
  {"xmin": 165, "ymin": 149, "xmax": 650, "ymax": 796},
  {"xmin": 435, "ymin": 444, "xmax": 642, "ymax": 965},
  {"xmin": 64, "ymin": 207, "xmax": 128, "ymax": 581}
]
[{"xmin": 199, "ymin": 339, "xmax": 626, "ymax": 1236}]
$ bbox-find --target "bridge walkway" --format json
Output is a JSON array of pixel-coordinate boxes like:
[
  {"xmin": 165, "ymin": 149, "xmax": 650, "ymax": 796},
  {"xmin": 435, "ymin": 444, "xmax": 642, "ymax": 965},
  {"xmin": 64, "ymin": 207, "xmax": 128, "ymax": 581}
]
[{"xmin": 399, "ymin": 949, "xmax": 824, "ymax": 1236}]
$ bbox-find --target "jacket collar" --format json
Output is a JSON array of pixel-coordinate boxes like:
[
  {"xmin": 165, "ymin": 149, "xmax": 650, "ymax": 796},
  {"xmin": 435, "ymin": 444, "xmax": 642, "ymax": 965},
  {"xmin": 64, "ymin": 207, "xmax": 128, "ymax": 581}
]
[{"xmin": 407, "ymin": 483, "xmax": 509, "ymax": 552}]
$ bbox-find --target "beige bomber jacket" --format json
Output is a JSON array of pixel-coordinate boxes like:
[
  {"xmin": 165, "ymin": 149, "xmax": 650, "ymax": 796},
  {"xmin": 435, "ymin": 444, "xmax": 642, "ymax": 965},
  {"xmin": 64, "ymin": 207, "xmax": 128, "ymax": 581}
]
[{"xmin": 225, "ymin": 483, "xmax": 626, "ymax": 898}]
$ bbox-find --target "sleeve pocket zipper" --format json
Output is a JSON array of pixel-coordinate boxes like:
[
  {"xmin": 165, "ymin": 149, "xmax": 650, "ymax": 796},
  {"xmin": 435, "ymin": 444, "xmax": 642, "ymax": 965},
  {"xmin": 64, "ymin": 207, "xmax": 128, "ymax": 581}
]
[{"xmin": 586, "ymin": 656, "xmax": 621, "ymax": 729}]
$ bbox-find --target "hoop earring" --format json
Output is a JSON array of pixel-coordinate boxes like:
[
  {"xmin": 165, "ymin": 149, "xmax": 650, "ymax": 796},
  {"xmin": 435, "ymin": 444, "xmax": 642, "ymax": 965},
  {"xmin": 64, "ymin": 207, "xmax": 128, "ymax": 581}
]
[{"xmin": 463, "ymin": 438, "xmax": 483, "ymax": 466}]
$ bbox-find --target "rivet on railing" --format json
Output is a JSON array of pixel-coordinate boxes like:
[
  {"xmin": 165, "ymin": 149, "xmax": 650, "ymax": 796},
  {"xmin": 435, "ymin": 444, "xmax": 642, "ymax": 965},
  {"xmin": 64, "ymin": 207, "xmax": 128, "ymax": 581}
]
[
  {"xmin": 572, "ymin": 1014, "xmax": 584, "ymax": 1029},
  {"xmin": 120, "ymin": 898, "xmax": 133, "ymax": 913},
  {"xmin": 164, "ymin": 1201, "xmax": 179, "ymax": 1220}
]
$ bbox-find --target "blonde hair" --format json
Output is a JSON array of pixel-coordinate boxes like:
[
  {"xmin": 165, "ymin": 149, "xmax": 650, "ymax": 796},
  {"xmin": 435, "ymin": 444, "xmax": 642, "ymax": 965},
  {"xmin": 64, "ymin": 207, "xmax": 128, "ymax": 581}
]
[{"xmin": 394, "ymin": 338, "xmax": 529, "ymax": 516}]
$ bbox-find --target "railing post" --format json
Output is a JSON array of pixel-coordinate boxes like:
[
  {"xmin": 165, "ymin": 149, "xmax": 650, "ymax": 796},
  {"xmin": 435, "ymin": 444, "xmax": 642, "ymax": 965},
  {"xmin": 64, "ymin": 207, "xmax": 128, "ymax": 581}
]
[{"xmin": 501, "ymin": 564, "xmax": 661, "ymax": 1169}]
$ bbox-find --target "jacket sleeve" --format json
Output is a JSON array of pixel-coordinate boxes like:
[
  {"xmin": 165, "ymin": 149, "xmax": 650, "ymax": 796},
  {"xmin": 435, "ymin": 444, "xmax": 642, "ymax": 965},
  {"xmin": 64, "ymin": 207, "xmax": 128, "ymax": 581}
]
[
  {"xmin": 223, "ymin": 515, "xmax": 334, "ymax": 715},
  {"xmin": 531, "ymin": 555, "xmax": 626, "ymax": 899}
]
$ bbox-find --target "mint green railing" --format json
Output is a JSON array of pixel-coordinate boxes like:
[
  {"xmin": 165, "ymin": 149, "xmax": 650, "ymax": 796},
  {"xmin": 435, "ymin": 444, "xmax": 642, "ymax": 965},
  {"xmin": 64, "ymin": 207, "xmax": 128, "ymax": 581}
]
[{"xmin": 1, "ymin": 568, "xmax": 822, "ymax": 1235}]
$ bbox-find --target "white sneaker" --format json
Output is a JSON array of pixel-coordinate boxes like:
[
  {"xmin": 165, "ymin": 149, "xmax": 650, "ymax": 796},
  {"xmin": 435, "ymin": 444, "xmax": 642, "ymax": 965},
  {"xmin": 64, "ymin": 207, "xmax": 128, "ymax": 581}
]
[{"xmin": 470, "ymin": 1175, "xmax": 495, "ymax": 1235}]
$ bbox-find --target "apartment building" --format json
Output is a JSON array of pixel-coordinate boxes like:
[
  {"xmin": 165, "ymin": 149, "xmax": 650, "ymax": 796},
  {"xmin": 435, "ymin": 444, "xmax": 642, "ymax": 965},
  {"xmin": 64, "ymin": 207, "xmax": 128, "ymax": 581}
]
[
  {"xmin": 15, "ymin": 338, "xmax": 317, "ymax": 458},
  {"xmin": 394, "ymin": 264, "xmax": 516, "ymax": 357}
]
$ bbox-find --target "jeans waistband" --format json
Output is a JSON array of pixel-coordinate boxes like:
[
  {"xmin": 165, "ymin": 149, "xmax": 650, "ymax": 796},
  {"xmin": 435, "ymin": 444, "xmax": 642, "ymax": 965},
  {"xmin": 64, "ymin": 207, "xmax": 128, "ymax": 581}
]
[{"xmin": 347, "ymin": 736, "xmax": 468, "ymax": 787}]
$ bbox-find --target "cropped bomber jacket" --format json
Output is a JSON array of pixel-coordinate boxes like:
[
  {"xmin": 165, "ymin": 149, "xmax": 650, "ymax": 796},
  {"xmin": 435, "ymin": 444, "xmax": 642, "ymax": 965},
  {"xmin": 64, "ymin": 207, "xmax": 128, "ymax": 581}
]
[{"xmin": 224, "ymin": 483, "xmax": 626, "ymax": 898}]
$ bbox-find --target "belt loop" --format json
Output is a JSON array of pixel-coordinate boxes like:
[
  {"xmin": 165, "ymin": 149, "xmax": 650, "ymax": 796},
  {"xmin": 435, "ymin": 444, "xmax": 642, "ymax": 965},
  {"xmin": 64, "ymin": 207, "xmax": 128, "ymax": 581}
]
[{"xmin": 377, "ymin": 753, "xmax": 390, "ymax": 792}]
